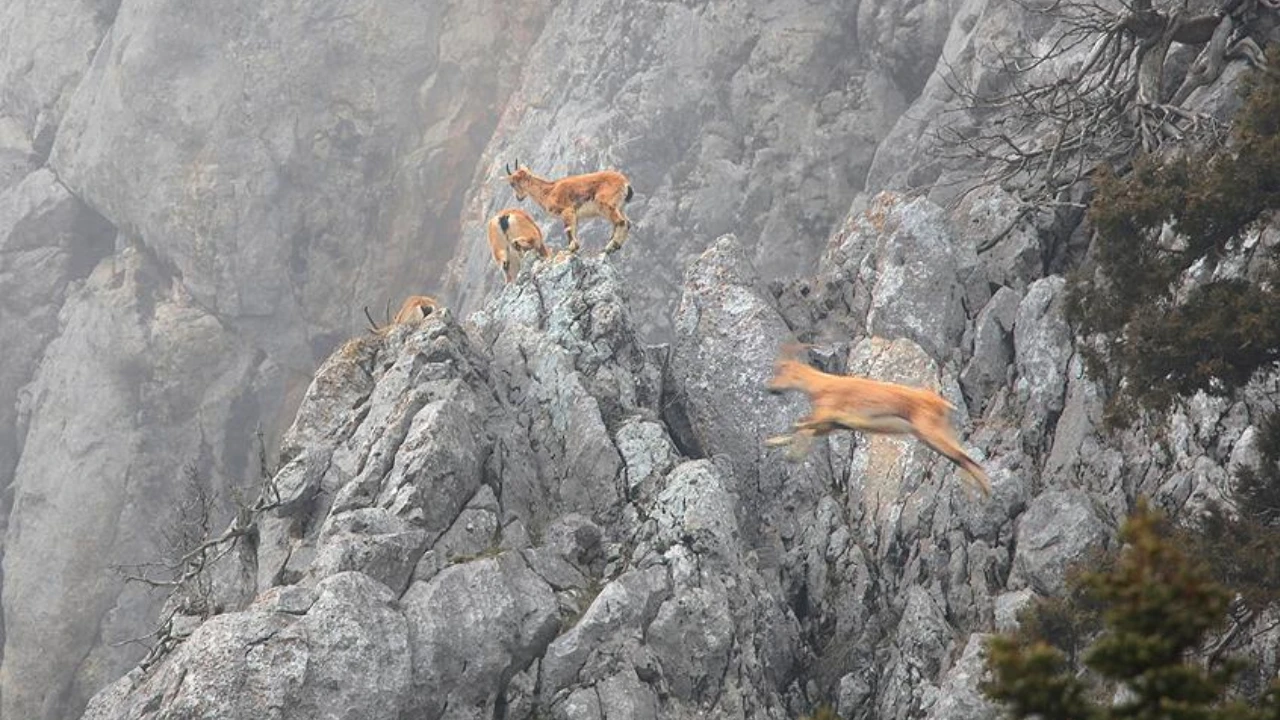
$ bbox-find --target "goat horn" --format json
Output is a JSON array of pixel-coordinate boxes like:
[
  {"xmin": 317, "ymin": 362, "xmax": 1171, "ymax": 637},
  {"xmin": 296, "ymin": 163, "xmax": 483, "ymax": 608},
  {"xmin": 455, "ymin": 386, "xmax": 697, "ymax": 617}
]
[{"xmin": 504, "ymin": 162, "xmax": 511, "ymax": 175}]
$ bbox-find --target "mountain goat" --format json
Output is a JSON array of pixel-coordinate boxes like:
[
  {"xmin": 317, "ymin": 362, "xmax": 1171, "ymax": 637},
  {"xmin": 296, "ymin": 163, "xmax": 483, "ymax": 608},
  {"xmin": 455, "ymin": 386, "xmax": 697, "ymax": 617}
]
[
  {"xmin": 503, "ymin": 160, "xmax": 633, "ymax": 254},
  {"xmin": 364, "ymin": 295, "xmax": 441, "ymax": 335},
  {"xmin": 487, "ymin": 207, "xmax": 549, "ymax": 283},
  {"xmin": 764, "ymin": 345, "xmax": 992, "ymax": 497}
]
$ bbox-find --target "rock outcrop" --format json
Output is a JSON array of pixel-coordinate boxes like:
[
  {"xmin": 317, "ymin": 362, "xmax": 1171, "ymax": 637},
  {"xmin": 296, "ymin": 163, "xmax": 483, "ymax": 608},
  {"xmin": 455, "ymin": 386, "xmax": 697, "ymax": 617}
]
[
  {"xmin": 1, "ymin": 2, "xmax": 553, "ymax": 717},
  {"xmin": 442, "ymin": 0, "xmax": 943, "ymax": 339},
  {"xmin": 72, "ymin": 184, "xmax": 1280, "ymax": 720},
  {"xmin": 3, "ymin": 0, "xmax": 1277, "ymax": 717}
]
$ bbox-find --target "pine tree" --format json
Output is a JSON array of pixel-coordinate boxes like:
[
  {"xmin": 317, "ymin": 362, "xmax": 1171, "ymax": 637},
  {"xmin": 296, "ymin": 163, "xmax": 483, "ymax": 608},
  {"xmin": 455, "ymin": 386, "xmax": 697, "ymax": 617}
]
[{"xmin": 983, "ymin": 501, "xmax": 1280, "ymax": 720}]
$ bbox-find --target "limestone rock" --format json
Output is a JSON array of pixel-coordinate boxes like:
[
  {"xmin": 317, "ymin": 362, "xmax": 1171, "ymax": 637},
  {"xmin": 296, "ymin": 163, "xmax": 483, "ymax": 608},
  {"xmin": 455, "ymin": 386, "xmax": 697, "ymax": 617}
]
[
  {"xmin": 818, "ymin": 193, "xmax": 986, "ymax": 363},
  {"xmin": 50, "ymin": 0, "xmax": 551, "ymax": 366},
  {"xmin": 80, "ymin": 572, "xmax": 411, "ymax": 720},
  {"xmin": 923, "ymin": 634, "xmax": 1002, "ymax": 720},
  {"xmin": 961, "ymin": 286, "xmax": 1020, "ymax": 416},
  {"xmin": 1013, "ymin": 276, "xmax": 1072, "ymax": 456},
  {"xmin": 402, "ymin": 553, "xmax": 560, "ymax": 720},
  {"xmin": 3, "ymin": 249, "xmax": 283, "ymax": 720},
  {"xmin": 444, "ymin": 0, "xmax": 909, "ymax": 340},
  {"xmin": 1011, "ymin": 490, "xmax": 1112, "ymax": 595}
]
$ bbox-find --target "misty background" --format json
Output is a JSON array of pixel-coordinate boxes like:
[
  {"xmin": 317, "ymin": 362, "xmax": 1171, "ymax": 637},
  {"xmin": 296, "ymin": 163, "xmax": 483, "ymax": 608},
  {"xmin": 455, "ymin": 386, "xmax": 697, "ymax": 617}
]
[{"xmin": 3, "ymin": 0, "xmax": 1278, "ymax": 718}]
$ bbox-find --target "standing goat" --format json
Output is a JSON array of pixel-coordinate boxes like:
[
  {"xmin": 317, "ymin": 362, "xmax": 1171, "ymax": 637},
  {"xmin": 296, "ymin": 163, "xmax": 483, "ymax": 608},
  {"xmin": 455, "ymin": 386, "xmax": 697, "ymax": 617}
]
[
  {"xmin": 364, "ymin": 295, "xmax": 441, "ymax": 335},
  {"xmin": 503, "ymin": 160, "xmax": 633, "ymax": 254},
  {"xmin": 764, "ymin": 345, "xmax": 992, "ymax": 497},
  {"xmin": 487, "ymin": 207, "xmax": 550, "ymax": 283}
]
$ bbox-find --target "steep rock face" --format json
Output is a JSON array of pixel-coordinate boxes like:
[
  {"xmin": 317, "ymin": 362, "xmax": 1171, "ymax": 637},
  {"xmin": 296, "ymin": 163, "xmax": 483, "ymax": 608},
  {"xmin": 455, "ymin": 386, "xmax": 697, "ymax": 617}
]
[
  {"xmin": 0, "ymin": 3, "xmax": 553, "ymax": 717},
  {"xmin": 3, "ymin": 248, "xmax": 283, "ymax": 720},
  {"xmin": 75, "ymin": 221, "xmax": 988, "ymax": 720},
  {"xmin": 444, "ymin": 0, "xmax": 935, "ymax": 339},
  {"xmin": 79, "ymin": 188, "xmax": 1280, "ymax": 720},
  {"xmin": 669, "ymin": 235, "xmax": 827, "ymax": 546},
  {"xmin": 0, "ymin": 0, "xmax": 976, "ymax": 712},
  {"xmin": 80, "ymin": 574, "xmax": 412, "ymax": 720},
  {"xmin": 2, "ymin": 0, "xmax": 1275, "ymax": 717},
  {"xmin": 0, "ymin": 169, "xmax": 114, "ymax": 500},
  {"xmin": 81, "ymin": 252, "xmax": 807, "ymax": 719},
  {"xmin": 0, "ymin": 0, "xmax": 115, "ymax": 159},
  {"xmin": 49, "ymin": 0, "xmax": 550, "ymax": 364}
]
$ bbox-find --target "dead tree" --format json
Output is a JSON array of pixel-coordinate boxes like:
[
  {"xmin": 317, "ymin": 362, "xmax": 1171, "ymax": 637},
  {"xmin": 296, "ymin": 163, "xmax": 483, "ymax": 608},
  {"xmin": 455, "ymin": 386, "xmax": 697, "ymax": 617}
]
[
  {"xmin": 113, "ymin": 437, "xmax": 282, "ymax": 670},
  {"xmin": 935, "ymin": 0, "xmax": 1273, "ymax": 206}
]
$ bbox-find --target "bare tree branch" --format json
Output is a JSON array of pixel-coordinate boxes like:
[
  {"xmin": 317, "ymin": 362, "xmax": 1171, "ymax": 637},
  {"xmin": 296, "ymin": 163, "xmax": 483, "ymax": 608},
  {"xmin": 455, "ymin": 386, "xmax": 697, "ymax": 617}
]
[
  {"xmin": 112, "ymin": 431, "xmax": 283, "ymax": 670},
  {"xmin": 931, "ymin": 0, "xmax": 1261, "ymax": 208}
]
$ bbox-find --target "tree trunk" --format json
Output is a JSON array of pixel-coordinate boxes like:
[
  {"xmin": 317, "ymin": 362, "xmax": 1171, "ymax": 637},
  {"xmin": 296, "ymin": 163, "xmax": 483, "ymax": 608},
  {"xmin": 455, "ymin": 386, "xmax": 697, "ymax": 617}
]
[{"xmin": 1135, "ymin": 10, "xmax": 1183, "ymax": 105}]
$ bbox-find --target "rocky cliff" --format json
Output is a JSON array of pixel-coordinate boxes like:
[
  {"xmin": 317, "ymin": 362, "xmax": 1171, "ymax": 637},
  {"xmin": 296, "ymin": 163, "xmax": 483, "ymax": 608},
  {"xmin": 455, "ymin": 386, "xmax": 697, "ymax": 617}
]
[
  {"xmin": 440, "ymin": 0, "xmax": 920, "ymax": 339},
  {"xmin": 77, "ymin": 193, "xmax": 1280, "ymax": 719},
  {"xmin": 1, "ymin": 1, "xmax": 551, "ymax": 717},
  {"xmin": 3, "ymin": 0, "xmax": 1279, "ymax": 718},
  {"xmin": 77, "ymin": 235, "xmax": 986, "ymax": 720}
]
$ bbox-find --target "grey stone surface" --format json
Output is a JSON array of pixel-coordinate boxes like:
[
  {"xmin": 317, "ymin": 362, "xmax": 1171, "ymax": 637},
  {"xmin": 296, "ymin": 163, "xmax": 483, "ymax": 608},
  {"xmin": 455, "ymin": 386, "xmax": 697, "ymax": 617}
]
[
  {"xmin": 993, "ymin": 589, "xmax": 1037, "ymax": 634},
  {"xmin": 2, "ymin": 2, "xmax": 554, "ymax": 715},
  {"xmin": 951, "ymin": 184, "xmax": 1045, "ymax": 292},
  {"xmin": 668, "ymin": 236, "xmax": 828, "ymax": 547},
  {"xmin": 1012, "ymin": 490, "xmax": 1112, "ymax": 595},
  {"xmin": 0, "ymin": 169, "xmax": 114, "ymax": 486},
  {"xmin": 615, "ymin": 418, "xmax": 679, "ymax": 504},
  {"xmin": 541, "ymin": 564, "xmax": 671, "ymax": 697},
  {"xmin": 960, "ymin": 286, "xmax": 1020, "ymax": 416},
  {"xmin": 3, "ymin": 248, "xmax": 284, "ymax": 720},
  {"xmin": 1014, "ymin": 276, "xmax": 1072, "ymax": 456},
  {"xmin": 50, "ymin": 0, "xmax": 550, "ymax": 365},
  {"xmin": 80, "ymin": 572, "xmax": 410, "ymax": 720},
  {"xmin": 0, "ymin": 1, "xmax": 1271, "ymax": 715},
  {"xmin": 877, "ymin": 586, "xmax": 953, "ymax": 719},
  {"xmin": 0, "ymin": 117, "xmax": 36, "ymax": 189},
  {"xmin": 74, "ymin": 219, "xmax": 1280, "ymax": 720},
  {"xmin": 0, "ymin": 0, "xmax": 113, "ymax": 155},
  {"xmin": 923, "ymin": 633, "xmax": 1002, "ymax": 720},
  {"xmin": 444, "ymin": 0, "xmax": 913, "ymax": 340},
  {"xmin": 402, "ymin": 553, "xmax": 560, "ymax": 720},
  {"xmin": 816, "ymin": 193, "xmax": 986, "ymax": 364}
]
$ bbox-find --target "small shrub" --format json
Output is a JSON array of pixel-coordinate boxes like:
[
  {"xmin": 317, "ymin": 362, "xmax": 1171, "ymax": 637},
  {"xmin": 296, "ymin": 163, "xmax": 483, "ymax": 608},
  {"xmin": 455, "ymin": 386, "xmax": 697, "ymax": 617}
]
[
  {"xmin": 1014, "ymin": 548, "xmax": 1114, "ymax": 665},
  {"xmin": 1237, "ymin": 409, "xmax": 1280, "ymax": 525},
  {"xmin": 1067, "ymin": 68, "xmax": 1280, "ymax": 416},
  {"xmin": 797, "ymin": 704, "xmax": 840, "ymax": 720},
  {"xmin": 1170, "ymin": 409, "xmax": 1280, "ymax": 614},
  {"xmin": 984, "ymin": 502, "xmax": 1280, "ymax": 720},
  {"xmin": 558, "ymin": 579, "xmax": 604, "ymax": 634},
  {"xmin": 1178, "ymin": 502, "xmax": 1280, "ymax": 613},
  {"xmin": 1121, "ymin": 277, "xmax": 1280, "ymax": 400}
]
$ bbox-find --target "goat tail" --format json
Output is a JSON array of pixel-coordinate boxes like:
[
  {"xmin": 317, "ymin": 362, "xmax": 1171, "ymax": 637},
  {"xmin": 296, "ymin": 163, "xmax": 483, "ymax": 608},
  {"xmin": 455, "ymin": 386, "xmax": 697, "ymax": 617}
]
[
  {"xmin": 625, "ymin": 184, "xmax": 634, "ymax": 203},
  {"xmin": 954, "ymin": 454, "xmax": 992, "ymax": 497}
]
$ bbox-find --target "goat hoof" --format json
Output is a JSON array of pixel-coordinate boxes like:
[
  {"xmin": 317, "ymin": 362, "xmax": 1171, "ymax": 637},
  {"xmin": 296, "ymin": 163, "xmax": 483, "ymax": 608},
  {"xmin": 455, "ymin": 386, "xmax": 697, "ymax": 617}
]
[{"xmin": 604, "ymin": 242, "xmax": 621, "ymax": 254}]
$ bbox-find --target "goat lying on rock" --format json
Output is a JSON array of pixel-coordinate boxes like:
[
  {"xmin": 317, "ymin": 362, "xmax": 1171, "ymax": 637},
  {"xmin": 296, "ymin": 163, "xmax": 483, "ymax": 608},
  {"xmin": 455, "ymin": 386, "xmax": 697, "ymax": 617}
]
[{"xmin": 364, "ymin": 295, "xmax": 441, "ymax": 335}]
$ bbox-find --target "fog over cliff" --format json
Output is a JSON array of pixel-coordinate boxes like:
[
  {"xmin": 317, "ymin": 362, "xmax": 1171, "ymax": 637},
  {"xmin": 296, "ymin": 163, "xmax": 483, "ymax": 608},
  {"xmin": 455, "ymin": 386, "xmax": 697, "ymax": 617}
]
[{"xmin": 1, "ymin": 1, "xmax": 1278, "ymax": 719}]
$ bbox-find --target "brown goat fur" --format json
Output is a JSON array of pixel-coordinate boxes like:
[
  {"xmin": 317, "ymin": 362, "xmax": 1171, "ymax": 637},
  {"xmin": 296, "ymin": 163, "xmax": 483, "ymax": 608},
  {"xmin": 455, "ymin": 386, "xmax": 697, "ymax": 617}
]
[
  {"xmin": 487, "ymin": 207, "xmax": 549, "ymax": 283},
  {"xmin": 764, "ymin": 345, "xmax": 992, "ymax": 497},
  {"xmin": 503, "ymin": 160, "xmax": 633, "ymax": 254},
  {"xmin": 364, "ymin": 295, "xmax": 441, "ymax": 335}
]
